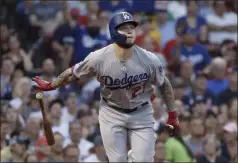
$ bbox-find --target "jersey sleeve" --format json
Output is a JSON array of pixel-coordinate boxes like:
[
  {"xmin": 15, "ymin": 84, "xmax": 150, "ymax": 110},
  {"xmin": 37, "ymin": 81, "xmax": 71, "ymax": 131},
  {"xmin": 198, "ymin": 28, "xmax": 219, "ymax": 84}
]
[
  {"xmin": 71, "ymin": 52, "xmax": 98, "ymax": 79},
  {"xmin": 151, "ymin": 54, "xmax": 165, "ymax": 87}
]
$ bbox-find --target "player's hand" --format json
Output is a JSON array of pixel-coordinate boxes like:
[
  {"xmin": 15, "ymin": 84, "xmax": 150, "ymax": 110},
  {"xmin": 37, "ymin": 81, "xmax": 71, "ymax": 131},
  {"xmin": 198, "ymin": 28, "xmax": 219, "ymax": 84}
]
[
  {"xmin": 165, "ymin": 110, "xmax": 180, "ymax": 136},
  {"xmin": 32, "ymin": 76, "xmax": 55, "ymax": 91}
]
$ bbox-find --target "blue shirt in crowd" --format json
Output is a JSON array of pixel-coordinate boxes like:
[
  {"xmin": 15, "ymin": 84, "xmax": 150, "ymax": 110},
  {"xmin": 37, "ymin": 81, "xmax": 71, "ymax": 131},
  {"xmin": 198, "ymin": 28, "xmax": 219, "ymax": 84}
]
[
  {"xmin": 207, "ymin": 79, "xmax": 229, "ymax": 96},
  {"xmin": 180, "ymin": 43, "xmax": 211, "ymax": 74},
  {"xmin": 176, "ymin": 16, "xmax": 207, "ymax": 39},
  {"xmin": 72, "ymin": 27, "xmax": 108, "ymax": 66}
]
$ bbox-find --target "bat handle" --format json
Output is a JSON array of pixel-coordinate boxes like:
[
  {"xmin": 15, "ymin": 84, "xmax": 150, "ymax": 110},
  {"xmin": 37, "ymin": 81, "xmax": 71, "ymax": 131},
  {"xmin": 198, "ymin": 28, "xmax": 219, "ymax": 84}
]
[{"xmin": 38, "ymin": 99, "xmax": 47, "ymax": 120}]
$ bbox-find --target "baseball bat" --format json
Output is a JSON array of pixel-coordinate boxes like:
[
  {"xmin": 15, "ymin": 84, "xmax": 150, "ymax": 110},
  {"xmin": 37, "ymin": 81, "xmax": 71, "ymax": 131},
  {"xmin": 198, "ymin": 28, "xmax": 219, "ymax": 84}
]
[{"xmin": 36, "ymin": 92, "xmax": 55, "ymax": 146}]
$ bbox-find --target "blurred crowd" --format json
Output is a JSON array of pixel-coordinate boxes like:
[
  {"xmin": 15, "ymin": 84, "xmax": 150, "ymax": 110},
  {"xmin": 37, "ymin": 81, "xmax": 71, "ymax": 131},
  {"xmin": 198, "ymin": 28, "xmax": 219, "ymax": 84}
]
[{"xmin": 0, "ymin": 0, "xmax": 237, "ymax": 162}]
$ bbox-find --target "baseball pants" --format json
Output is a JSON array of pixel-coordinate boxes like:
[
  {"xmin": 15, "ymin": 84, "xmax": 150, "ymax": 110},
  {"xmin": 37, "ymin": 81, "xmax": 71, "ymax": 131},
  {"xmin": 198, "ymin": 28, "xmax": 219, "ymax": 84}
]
[{"xmin": 99, "ymin": 101, "xmax": 156, "ymax": 162}]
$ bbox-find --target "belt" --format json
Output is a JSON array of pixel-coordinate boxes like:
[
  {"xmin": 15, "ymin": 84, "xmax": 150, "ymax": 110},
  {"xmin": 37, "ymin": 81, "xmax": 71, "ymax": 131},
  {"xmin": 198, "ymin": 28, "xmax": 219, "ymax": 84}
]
[{"xmin": 102, "ymin": 97, "xmax": 149, "ymax": 113}]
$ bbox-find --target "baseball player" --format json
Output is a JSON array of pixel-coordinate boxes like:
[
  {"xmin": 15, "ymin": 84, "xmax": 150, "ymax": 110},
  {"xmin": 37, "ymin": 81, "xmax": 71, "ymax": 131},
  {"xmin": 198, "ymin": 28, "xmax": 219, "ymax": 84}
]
[{"xmin": 32, "ymin": 12, "xmax": 180, "ymax": 162}]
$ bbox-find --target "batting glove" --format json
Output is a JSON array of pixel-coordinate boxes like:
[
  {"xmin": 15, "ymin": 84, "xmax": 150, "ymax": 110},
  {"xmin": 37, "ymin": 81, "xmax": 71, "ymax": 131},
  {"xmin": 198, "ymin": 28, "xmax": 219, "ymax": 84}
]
[
  {"xmin": 32, "ymin": 76, "xmax": 55, "ymax": 91},
  {"xmin": 166, "ymin": 110, "xmax": 180, "ymax": 136}
]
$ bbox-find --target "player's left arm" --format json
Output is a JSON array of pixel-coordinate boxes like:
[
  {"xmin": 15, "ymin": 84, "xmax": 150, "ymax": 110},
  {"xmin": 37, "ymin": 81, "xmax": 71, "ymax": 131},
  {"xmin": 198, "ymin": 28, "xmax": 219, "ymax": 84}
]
[
  {"xmin": 151, "ymin": 54, "xmax": 179, "ymax": 135},
  {"xmin": 158, "ymin": 77, "xmax": 175, "ymax": 111}
]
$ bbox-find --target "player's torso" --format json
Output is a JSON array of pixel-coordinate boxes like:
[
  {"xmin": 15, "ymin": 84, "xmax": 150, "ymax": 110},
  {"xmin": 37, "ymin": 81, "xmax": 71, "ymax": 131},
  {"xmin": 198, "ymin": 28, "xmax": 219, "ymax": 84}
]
[{"xmin": 95, "ymin": 44, "xmax": 154, "ymax": 109}]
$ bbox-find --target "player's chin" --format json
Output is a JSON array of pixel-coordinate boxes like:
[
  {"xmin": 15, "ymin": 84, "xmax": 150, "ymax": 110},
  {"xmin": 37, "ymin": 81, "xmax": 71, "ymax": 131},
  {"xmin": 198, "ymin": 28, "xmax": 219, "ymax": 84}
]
[{"xmin": 126, "ymin": 38, "xmax": 135, "ymax": 45}]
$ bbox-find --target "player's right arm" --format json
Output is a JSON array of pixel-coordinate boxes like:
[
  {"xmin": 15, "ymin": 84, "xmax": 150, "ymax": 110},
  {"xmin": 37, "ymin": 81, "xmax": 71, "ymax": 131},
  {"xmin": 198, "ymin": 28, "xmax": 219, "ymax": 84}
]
[{"xmin": 32, "ymin": 52, "xmax": 98, "ymax": 91}]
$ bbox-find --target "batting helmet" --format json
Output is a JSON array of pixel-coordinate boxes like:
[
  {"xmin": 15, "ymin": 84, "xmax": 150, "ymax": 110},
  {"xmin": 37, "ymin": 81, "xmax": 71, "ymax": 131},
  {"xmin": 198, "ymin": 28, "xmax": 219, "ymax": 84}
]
[{"xmin": 109, "ymin": 12, "xmax": 139, "ymax": 46}]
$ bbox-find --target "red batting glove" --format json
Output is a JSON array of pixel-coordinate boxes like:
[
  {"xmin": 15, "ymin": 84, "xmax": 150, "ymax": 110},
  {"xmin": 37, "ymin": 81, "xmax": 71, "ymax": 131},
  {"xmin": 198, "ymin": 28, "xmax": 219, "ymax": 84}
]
[
  {"xmin": 165, "ymin": 110, "xmax": 180, "ymax": 136},
  {"xmin": 32, "ymin": 76, "xmax": 55, "ymax": 91}
]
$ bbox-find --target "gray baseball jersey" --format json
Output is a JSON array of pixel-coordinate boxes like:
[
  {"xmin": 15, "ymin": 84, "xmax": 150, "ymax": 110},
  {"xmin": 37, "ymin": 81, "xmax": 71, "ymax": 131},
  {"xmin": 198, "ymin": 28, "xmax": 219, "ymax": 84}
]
[
  {"xmin": 72, "ymin": 44, "xmax": 165, "ymax": 109},
  {"xmin": 72, "ymin": 44, "xmax": 165, "ymax": 161}
]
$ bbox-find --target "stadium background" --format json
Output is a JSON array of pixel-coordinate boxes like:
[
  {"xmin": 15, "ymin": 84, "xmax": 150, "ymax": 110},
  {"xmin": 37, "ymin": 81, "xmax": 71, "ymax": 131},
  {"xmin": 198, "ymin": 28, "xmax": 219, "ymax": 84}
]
[{"xmin": 0, "ymin": 0, "xmax": 237, "ymax": 162}]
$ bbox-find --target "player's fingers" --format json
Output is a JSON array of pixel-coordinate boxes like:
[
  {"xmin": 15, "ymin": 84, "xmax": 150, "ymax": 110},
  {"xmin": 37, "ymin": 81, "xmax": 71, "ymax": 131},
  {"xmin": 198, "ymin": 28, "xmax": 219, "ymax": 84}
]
[
  {"xmin": 32, "ymin": 76, "xmax": 42, "ymax": 84},
  {"xmin": 32, "ymin": 85, "xmax": 42, "ymax": 91},
  {"xmin": 165, "ymin": 124, "xmax": 174, "ymax": 130}
]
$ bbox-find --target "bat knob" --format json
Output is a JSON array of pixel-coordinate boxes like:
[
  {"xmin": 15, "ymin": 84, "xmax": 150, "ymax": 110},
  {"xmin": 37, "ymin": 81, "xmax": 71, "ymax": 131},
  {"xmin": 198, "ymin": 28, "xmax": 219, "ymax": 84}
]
[{"xmin": 36, "ymin": 92, "xmax": 44, "ymax": 99}]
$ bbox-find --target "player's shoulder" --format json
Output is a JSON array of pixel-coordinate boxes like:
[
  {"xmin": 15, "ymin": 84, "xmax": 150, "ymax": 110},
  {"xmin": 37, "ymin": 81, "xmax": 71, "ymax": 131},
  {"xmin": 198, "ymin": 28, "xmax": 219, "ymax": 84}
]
[
  {"xmin": 87, "ymin": 44, "xmax": 113, "ymax": 61},
  {"xmin": 91, "ymin": 44, "xmax": 114, "ymax": 57},
  {"xmin": 135, "ymin": 45, "xmax": 159, "ymax": 62}
]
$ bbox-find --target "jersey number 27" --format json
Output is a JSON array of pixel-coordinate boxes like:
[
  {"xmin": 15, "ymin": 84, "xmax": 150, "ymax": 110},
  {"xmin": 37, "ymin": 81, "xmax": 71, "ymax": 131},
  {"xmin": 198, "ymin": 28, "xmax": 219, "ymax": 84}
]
[{"xmin": 131, "ymin": 83, "xmax": 146, "ymax": 99}]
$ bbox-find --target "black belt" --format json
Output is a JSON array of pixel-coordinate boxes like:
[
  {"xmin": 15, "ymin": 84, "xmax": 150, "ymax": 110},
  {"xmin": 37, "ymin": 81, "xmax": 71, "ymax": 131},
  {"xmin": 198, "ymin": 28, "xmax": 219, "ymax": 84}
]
[{"xmin": 102, "ymin": 97, "xmax": 149, "ymax": 113}]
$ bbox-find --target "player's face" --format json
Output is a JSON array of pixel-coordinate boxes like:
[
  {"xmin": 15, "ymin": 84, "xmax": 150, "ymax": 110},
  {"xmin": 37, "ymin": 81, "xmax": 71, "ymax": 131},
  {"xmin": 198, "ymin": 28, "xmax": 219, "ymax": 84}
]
[{"xmin": 117, "ymin": 23, "xmax": 136, "ymax": 45}]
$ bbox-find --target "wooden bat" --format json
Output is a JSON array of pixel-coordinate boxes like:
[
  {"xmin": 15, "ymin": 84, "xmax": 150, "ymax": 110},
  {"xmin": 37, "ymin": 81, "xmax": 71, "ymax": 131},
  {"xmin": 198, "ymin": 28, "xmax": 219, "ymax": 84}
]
[{"xmin": 36, "ymin": 92, "xmax": 55, "ymax": 146}]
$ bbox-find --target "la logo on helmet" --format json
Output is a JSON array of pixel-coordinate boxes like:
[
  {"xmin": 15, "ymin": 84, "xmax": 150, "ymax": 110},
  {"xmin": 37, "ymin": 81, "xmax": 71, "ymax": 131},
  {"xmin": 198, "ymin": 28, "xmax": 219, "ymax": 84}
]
[{"xmin": 122, "ymin": 12, "xmax": 130, "ymax": 20}]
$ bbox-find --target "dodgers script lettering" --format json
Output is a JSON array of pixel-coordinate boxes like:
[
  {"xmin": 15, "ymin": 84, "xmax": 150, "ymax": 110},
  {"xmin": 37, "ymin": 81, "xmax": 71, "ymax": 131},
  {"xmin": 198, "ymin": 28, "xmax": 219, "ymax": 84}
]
[{"xmin": 100, "ymin": 73, "xmax": 149, "ymax": 90}]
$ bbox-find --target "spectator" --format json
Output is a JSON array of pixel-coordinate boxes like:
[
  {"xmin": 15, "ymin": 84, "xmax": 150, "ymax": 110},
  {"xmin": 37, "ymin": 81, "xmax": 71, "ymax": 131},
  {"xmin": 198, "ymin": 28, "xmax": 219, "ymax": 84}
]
[
  {"xmin": 177, "ymin": 60, "xmax": 194, "ymax": 96},
  {"xmin": 0, "ymin": 120, "xmax": 10, "ymax": 150},
  {"xmin": 218, "ymin": 67, "xmax": 238, "ymax": 107},
  {"xmin": 99, "ymin": 10, "xmax": 111, "ymax": 40},
  {"xmin": 71, "ymin": 14, "xmax": 108, "ymax": 66},
  {"xmin": 64, "ymin": 120, "xmax": 94, "ymax": 161},
  {"xmin": 175, "ymin": 100, "xmax": 186, "ymax": 116},
  {"xmin": 10, "ymin": 77, "xmax": 31, "ymax": 110},
  {"xmin": 34, "ymin": 136, "xmax": 50, "ymax": 162},
  {"xmin": 60, "ymin": 92, "xmax": 79, "ymax": 125},
  {"xmin": 83, "ymin": 135, "xmax": 108, "ymax": 162},
  {"xmin": 5, "ymin": 108, "xmax": 25, "ymax": 135},
  {"xmin": 216, "ymin": 114, "xmax": 228, "ymax": 141},
  {"xmin": 197, "ymin": 135, "xmax": 229, "ymax": 163},
  {"xmin": 86, "ymin": 1, "xmax": 100, "ymax": 16},
  {"xmin": 165, "ymin": 132, "xmax": 195, "ymax": 162},
  {"xmin": 178, "ymin": 113, "xmax": 191, "ymax": 139},
  {"xmin": 23, "ymin": 151, "xmax": 38, "ymax": 163},
  {"xmin": 156, "ymin": 8, "xmax": 176, "ymax": 50},
  {"xmin": 204, "ymin": 110, "xmax": 218, "ymax": 137},
  {"xmin": 21, "ymin": 92, "xmax": 42, "ymax": 121},
  {"xmin": 45, "ymin": 132, "xmax": 64, "ymax": 162},
  {"xmin": 177, "ymin": 1, "xmax": 208, "ymax": 43},
  {"xmin": 184, "ymin": 73, "xmax": 216, "ymax": 110},
  {"xmin": 3, "ymin": 35, "xmax": 33, "ymax": 72},
  {"xmin": 136, "ymin": 16, "xmax": 160, "ymax": 52},
  {"xmin": 0, "ymin": 22, "xmax": 10, "ymax": 54},
  {"xmin": 51, "ymin": 8, "xmax": 78, "ymax": 71},
  {"xmin": 4, "ymin": 132, "xmax": 30, "ymax": 162},
  {"xmin": 77, "ymin": 109, "xmax": 93, "ymax": 139},
  {"xmin": 0, "ymin": 57, "xmax": 15, "ymax": 100},
  {"xmin": 15, "ymin": 0, "xmax": 34, "ymax": 46},
  {"xmin": 206, "ymin": 1, "xmax": 237, "ymax": 45},
  {"xmin": 21, "ymin": 117, "xmax": 41, "ymax": 151},
  {"xmin": 221, "ymin": 122, "xmax": 238, "ymax": 162},
  {"xmin": 220, "ymin": 40, "xmax": 238, "ymax": 70},
  {"xmin": 167, "ymin": 0, "xmax": 187, "ymax": 20},
  {"xmin": 154, "ymin": 140, "xmax": 167, "ymax": 163},
  {"xmin": 63, "ymin": 144, "xmax": 79, "ymax": 162},
  {"xmin": 206, "ymin": 57, "xmax": 229, "ymax": 97},
  {"xmin": 99, "ymin": 0, "xmax": 130, "ymax": 14},
  {"xmin": 48, "ymin": 99, "xmax": 63, "ymax": 130},
  {"xmin": 228, "ymin": 98, "xmax": 237, "ymax": 123},
  {"xmin": 198, "ymin": 1, "xmax": 214, "ymax": 18},
  {"xmin": 185, "ymin": 116, "xmax": 205, "ymax": 158},
  {"xmin": 177, "ymin": 23, "xmax": 212, "ymax": 74},
  {"xmin": 170, "ymin": 78, "xmax": 187, "ymax": 102},
  {"xmin": 191, "ymin": 98, "xmax": 207, "ymax": 119},
  {"xmin": 29, "ymin": 0, "xmax": 63, "ymax": 38},
  {"xmin": 47, "ymin": 99, "xmax": 69, "ymax": 138}
]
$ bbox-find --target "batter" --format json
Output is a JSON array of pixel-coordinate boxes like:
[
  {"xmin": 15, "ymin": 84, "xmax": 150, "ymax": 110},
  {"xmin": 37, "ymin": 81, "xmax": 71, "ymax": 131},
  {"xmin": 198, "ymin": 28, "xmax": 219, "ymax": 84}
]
[{"xmin": 32, "ymin": 12, "xmax": 180, "ymax": 162}]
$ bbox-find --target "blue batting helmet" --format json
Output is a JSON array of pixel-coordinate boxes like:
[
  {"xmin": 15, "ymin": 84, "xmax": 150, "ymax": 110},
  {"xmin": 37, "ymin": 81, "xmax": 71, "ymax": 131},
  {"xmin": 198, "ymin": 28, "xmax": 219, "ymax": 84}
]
[{"xmin": 109, "ymin": 12, "xmax": 139, "ymax": 45}]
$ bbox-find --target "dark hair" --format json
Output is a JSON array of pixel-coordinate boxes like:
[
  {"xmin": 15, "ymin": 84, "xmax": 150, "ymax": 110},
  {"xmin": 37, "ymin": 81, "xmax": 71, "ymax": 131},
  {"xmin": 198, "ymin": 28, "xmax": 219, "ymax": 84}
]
[
  {"xmin": 48, "ymin": 99, "xmax": 64, "ymax": 112},
  {"xmin": 63, "ymin": 144, "xmax": 79, "ymax": 156},
  {"xmin": 69, "ymin": 120, "xmax": 81, "ymax": 131},
  {"xmin": 186, "ymin": 0, "xmax": 198, "ymax": 7}
]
